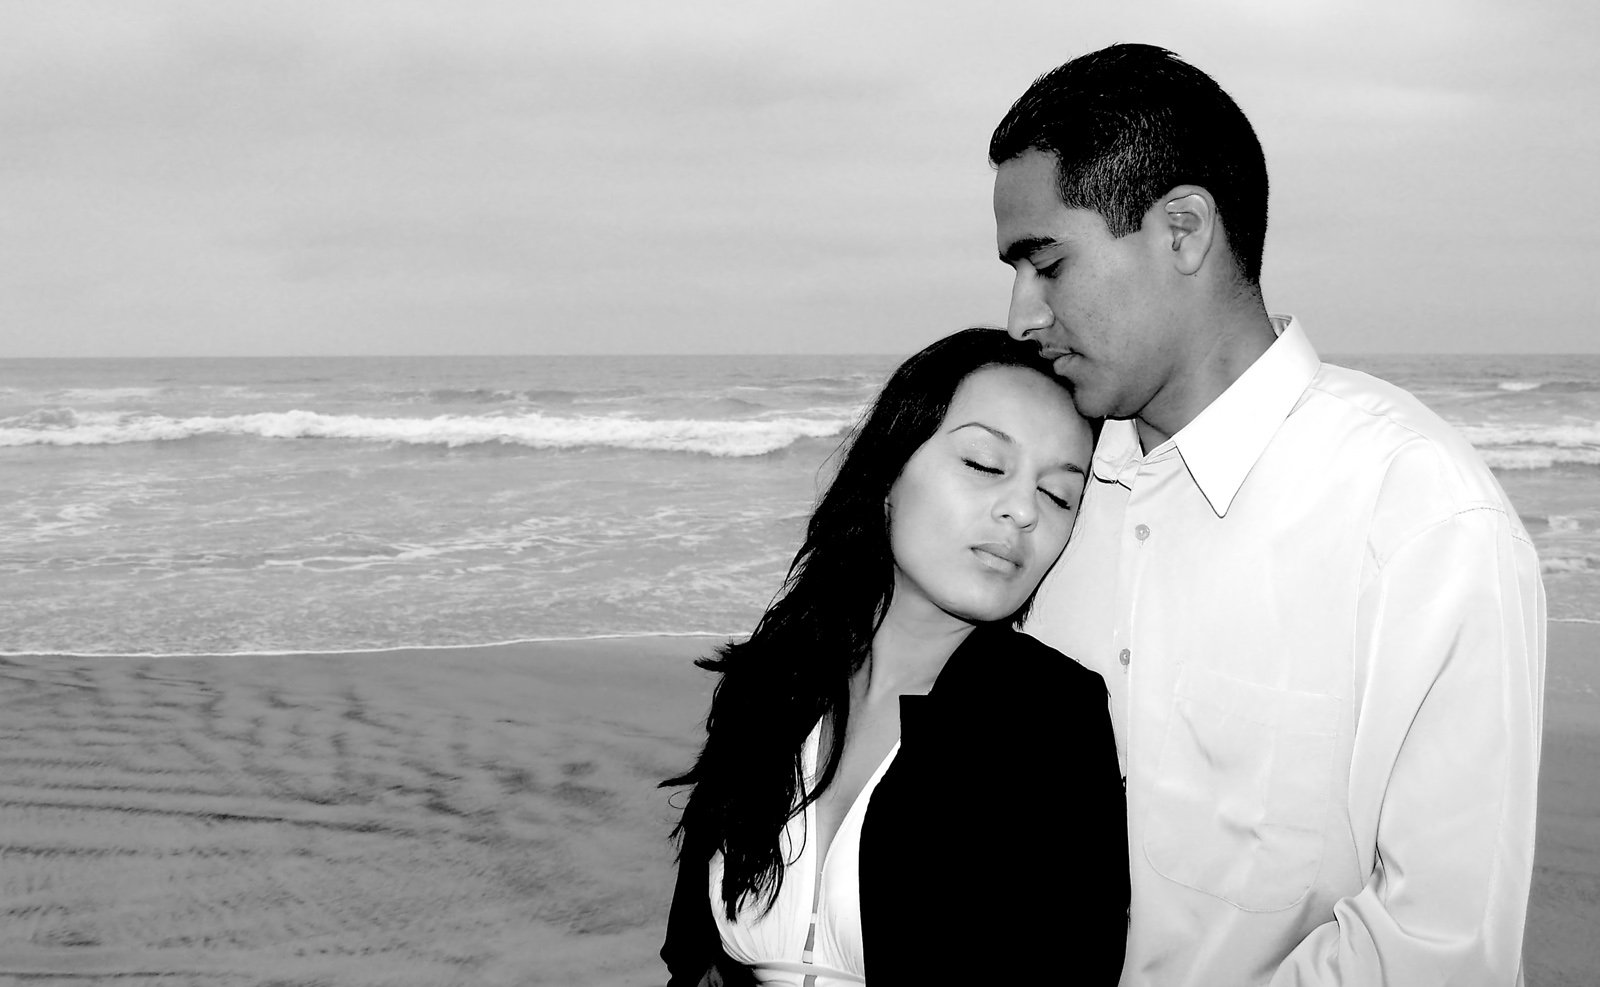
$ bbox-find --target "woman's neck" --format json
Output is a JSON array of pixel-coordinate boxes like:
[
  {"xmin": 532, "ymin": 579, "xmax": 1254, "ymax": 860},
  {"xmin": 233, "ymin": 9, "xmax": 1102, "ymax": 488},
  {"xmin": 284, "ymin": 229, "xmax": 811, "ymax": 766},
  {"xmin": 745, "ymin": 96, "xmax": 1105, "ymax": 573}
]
[{"xmin": 860, "ymin": 600, "xmax": 976, "ymax": 703}]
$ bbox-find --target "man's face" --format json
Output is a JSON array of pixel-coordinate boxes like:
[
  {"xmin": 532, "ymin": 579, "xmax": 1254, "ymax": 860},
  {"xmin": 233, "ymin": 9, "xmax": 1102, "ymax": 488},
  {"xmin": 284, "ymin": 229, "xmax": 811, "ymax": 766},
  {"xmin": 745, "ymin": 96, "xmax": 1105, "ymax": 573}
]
[{"xmin": 993, "ymin": 148, "xmax": 1179, "ymax": 423}]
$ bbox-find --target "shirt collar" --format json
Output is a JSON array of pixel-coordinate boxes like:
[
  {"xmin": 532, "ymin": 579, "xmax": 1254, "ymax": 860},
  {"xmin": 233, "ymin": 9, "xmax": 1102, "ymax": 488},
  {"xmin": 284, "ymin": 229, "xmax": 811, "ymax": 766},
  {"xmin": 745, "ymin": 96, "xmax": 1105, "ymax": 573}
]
[{"xmin": 1090, "ymin": 315, "xmax": 1322, "ymax": 517}]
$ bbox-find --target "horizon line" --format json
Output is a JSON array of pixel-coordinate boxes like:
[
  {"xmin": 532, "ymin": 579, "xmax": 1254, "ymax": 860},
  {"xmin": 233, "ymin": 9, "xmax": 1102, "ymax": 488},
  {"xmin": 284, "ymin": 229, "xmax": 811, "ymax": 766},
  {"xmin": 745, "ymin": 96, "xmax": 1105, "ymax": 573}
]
[{"xmin": 6, "ymin": 350, "xmax": 1600, "ymax": 361}]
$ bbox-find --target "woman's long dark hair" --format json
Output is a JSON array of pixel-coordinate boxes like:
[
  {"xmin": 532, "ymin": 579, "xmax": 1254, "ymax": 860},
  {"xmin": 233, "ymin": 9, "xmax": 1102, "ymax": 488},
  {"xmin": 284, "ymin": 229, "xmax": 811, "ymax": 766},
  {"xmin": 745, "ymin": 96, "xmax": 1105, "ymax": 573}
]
[{"xmin": 663, "ymin": 328, "xmax": 1068, "ymax": 920}]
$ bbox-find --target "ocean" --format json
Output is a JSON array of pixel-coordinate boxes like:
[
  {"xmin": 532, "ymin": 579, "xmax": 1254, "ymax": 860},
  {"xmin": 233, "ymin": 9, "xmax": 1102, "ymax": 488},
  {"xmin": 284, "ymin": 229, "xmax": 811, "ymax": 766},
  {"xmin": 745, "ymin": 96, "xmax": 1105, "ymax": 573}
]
[{"xmin": 2, "ymin": 352, "xmax": 1596, "ymax": 656}]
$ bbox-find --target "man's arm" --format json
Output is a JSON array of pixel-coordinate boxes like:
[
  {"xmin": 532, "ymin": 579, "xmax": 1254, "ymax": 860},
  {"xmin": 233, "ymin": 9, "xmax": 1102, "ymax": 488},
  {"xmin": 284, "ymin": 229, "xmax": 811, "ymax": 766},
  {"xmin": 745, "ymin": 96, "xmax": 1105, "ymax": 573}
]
[{"xmin": 1272, "ymin": 505, "xmax": 1545, "ymax": 985}]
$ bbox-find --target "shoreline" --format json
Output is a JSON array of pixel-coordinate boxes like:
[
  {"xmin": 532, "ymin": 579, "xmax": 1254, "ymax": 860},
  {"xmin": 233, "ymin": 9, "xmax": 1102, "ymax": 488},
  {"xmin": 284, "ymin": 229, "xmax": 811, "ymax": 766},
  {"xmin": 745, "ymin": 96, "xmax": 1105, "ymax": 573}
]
[
  {"xmin": 0, "ymin": 630, "xmax": 741, "ymax": 661},
  {"xmin": 3, "ymin": 614, "xmax": 1595, "ymax": 660},
  {"xmin": 0, "ymin": 626, "xmax": 1593, "ymax": 984}
]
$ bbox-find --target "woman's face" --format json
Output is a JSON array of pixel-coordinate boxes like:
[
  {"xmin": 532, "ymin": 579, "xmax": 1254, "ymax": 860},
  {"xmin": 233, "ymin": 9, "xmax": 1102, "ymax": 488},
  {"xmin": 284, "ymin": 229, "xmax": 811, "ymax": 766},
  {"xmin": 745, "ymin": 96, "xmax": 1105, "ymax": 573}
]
[{"xmin": 887, "ymin": 364, "xmax": 1094, "ymax": 627}]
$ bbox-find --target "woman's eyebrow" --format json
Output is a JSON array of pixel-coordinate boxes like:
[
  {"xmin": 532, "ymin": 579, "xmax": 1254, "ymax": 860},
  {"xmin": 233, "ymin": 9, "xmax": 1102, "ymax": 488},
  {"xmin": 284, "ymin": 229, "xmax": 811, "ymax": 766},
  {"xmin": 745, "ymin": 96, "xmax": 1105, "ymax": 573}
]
[{"xmin": 949, "ymin": 421, "xmax": 1012, "ymax": 443}]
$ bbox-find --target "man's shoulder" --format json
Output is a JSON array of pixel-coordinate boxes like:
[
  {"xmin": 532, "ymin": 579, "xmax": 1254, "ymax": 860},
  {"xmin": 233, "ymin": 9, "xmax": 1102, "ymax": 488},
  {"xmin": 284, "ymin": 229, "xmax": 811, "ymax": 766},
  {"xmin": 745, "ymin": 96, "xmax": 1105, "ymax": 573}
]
[
  {"xmin": 1297, "ymin": 361, "xmax": 1526, "ymax": 541},
  {"xmin": 1305, "ymin": 362, "xmax": 1468, "ymax": 447},
  {"xmin": 1302, "ymin": 364, "xmax": 1494, "ymax": 480}
]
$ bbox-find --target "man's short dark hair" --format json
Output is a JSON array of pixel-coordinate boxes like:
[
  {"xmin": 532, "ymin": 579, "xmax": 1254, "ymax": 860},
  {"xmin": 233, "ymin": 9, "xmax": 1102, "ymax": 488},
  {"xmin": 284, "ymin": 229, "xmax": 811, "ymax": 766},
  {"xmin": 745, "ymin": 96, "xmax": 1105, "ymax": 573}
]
[{"xmin": 989, "ymin": 43, "xmax": 1269, "ymax": 285}]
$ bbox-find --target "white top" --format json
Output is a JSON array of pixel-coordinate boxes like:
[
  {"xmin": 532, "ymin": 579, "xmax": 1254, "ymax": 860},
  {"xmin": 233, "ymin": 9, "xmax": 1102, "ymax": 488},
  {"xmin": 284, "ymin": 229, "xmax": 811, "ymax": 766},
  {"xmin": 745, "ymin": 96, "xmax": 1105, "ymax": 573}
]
[
  {"xmin": 1025, "ymin": 316, "xmax": 1545, "ymax": 986},
  {"xmin": 709, "ymin": 722, "xmax": 899, "ymax": 986}
]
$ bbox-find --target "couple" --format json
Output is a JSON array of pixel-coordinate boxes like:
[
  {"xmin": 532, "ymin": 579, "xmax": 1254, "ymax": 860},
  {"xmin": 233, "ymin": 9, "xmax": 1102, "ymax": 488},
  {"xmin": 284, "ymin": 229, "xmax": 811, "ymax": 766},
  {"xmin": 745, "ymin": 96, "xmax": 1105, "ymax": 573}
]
[{"xmin": 662, "ymin": 44, "xmax": 1546, "ymax": 986}]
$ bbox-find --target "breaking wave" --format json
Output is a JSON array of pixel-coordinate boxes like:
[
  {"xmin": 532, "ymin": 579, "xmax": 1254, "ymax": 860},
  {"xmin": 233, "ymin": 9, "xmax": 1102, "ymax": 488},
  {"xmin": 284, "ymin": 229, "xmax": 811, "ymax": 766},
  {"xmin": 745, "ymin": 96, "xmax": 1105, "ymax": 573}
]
[
  {"xmin": 0, "ymin": 408, "xmax": 854, "ymax": 457},
  {"xmin": 1459, "ymin": 421, "xmax": 1600, "ymax": 470}
]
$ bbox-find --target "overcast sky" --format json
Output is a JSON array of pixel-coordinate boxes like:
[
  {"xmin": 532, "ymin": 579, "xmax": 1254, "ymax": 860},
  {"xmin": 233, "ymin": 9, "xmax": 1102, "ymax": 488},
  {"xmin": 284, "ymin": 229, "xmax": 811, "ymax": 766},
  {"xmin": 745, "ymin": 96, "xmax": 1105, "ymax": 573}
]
[{"xmin": 2, "ymin": 0, "xmax": 1595, "ymax": 357}]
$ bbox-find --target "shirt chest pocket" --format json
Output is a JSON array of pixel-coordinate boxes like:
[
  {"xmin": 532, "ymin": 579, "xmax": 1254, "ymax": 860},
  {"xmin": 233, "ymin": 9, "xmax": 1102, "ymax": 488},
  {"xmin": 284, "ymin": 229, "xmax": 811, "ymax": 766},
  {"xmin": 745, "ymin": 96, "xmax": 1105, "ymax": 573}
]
[{"xmin": 1143, "ymin": 665, "xmax": 1342, "ymax": 912}]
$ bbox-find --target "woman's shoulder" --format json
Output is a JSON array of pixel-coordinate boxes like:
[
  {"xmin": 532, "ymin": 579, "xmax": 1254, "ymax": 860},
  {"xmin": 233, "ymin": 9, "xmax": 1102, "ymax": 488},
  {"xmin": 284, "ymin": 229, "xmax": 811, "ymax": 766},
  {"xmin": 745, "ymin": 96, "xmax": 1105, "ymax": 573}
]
[
  {"xmin": 948, "ymin": 624, "xmax": 1109, "ymax": 711},
  {"xmin": 989, "ymin": 624, "xmax": 1106, "ymax": 684}
]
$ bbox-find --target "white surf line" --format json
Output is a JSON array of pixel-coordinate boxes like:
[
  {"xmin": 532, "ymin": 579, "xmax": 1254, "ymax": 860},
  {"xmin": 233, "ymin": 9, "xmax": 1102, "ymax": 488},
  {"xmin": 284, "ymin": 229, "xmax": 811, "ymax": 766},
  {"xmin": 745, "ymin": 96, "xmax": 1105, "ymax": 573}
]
[{"xmin": 0, "ymin": 630, "xmax": 751, "ymax": 660}]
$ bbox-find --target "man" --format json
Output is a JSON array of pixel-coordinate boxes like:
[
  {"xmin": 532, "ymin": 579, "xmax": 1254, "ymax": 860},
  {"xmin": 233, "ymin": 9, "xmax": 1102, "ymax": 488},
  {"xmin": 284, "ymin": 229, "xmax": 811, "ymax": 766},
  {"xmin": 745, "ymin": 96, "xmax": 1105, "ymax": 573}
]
[{"xmin": 991, "ymin": 44, "xmax": 1545, "ymax": 985}]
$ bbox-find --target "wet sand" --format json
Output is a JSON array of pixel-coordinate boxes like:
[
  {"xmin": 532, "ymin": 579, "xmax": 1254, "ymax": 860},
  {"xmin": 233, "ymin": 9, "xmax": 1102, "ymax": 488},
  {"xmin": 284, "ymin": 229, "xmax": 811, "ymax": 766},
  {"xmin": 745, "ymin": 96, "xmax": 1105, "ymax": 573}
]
[
  {"xmin": 1525, "ymin": 620, "xmax": 1600, "ymax": 987},
  {"xmin": 0, "ymin": 637, "xmax": 718, "ymax": 986},
  {"xmin": 0, "ymin": 623, "xmax": 1594, "ymax": 985}
]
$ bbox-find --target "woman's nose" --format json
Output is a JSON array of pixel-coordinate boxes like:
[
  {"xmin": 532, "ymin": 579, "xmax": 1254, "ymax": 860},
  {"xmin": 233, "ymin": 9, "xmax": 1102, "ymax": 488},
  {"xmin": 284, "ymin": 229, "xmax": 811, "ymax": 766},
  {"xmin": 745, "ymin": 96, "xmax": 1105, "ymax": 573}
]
[{"xmin": 995, "ymin": 482, "xmax": 1038, "ymax": 529}]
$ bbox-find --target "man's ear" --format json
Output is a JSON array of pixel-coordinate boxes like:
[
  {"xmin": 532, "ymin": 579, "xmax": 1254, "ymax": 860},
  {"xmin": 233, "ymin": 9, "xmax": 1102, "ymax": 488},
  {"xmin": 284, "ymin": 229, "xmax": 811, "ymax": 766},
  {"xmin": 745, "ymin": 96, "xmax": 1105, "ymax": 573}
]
[{"xmin": 1162, "ymin": 186, "xmax": 1216, "ymax": 277}]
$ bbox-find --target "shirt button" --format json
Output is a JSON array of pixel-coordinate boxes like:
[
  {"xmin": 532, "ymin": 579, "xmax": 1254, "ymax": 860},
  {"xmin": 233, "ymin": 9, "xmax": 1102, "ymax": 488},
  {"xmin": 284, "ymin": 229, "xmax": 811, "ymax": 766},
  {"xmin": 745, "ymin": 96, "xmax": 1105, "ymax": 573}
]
[
  {"xmin": 1134, "ymin": 524, "xmax": 1150, "ymax": 541},
  {"xmin": 1118, "ymin": 648, "xmax": 1131, "ymax": 666}
]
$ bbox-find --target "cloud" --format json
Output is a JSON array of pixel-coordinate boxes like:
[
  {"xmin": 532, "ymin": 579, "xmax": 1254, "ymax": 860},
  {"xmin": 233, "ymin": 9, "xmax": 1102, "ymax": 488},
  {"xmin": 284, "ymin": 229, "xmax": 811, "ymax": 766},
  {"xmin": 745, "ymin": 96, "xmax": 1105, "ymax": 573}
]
[{"xmin": 0, "ymin": 0, "xmax": 1594, "ymax": 355}]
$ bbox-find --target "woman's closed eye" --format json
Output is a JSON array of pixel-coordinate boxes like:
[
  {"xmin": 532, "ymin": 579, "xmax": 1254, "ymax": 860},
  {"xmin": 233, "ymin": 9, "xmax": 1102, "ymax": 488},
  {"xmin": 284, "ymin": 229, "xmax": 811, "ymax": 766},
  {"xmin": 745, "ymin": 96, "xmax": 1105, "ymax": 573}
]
[
  {"xmin": 1040, "ymin": 488, "xmax": 1074, "ymax": 511},
  {"xmin": 965, "ymin": 456, "xmax": 1073, "ymax": 510}
]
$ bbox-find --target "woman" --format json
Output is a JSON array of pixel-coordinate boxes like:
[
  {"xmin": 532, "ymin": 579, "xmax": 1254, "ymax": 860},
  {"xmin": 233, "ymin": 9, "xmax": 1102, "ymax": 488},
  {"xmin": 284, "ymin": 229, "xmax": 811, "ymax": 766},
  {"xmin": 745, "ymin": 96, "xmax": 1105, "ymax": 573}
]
[{"xmin": 661, "ymin": 329, "xmax": 1128, "ymax": 986}]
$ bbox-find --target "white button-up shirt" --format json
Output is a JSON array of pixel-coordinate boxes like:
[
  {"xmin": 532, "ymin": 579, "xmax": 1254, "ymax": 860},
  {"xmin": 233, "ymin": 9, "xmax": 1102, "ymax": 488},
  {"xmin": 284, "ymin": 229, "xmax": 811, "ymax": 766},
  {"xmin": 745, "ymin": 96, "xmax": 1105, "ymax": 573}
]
[{"xmin": 1025, "ymin": 317, "xmax": 1546, "ymax": 986}]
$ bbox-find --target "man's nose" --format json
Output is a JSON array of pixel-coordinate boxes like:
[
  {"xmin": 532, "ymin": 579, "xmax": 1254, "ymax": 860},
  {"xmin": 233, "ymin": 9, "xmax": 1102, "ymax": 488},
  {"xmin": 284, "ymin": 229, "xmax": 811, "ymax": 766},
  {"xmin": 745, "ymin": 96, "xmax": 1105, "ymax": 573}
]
[{"xmin": 1006, "ymin": 271, "xmax": 1052, "ymax": 340}]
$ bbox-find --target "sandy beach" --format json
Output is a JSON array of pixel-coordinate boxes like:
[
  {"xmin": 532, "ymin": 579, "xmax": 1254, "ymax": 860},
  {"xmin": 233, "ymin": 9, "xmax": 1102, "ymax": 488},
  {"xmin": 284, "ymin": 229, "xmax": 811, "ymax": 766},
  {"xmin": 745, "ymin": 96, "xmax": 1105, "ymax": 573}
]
[{"xmin": 1, "ymin": 624, "xmax": 1595, "ymax": 986}]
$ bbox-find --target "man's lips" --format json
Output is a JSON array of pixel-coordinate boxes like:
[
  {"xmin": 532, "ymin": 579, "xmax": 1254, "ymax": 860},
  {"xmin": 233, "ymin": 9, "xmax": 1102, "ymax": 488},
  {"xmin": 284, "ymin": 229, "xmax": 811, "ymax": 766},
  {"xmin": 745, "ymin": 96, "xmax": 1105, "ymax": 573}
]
[
  {"xmin": 1039, "ymin": 348, "xmax": 1079, "ymax": 375},
  {"xmin": 972, "ymin": 542, "xmax": 1024, "ymax": 571}
]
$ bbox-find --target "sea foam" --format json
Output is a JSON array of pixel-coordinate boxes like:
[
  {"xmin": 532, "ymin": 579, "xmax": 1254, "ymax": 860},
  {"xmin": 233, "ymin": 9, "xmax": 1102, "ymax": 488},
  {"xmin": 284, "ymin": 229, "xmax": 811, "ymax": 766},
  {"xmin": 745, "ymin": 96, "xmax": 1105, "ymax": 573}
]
[
  {"xmin": 1479, "ymin": 447, "xmax": 1600, "ymax": 470},
  {"xmin": 1459, "ymin": 421, "xmax": 1600, "ymax": 469},
  {"xmin": 0, "ymin": 408, "xmax": 854, "ymax": 457}
]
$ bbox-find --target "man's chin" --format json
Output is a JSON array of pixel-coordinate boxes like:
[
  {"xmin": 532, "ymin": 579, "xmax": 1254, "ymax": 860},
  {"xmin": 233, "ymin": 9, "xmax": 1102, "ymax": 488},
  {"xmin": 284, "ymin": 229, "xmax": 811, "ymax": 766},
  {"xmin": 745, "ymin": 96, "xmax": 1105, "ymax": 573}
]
[
  {"xmin": 1050, "ymin": 357, "xmax": 1092, "ymax": 398},
  {"xmin": 1063, "ymin": 384, "xmax": 1112, "ymax": 420}
]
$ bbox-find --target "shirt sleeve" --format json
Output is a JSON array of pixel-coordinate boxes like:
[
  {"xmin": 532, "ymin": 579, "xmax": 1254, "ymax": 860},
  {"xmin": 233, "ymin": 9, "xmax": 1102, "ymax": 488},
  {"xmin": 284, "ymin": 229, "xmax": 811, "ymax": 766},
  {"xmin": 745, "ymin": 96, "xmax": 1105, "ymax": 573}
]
[
  {"xmin": 1270, "ymin": 504, "xmax": 1545, "ymax": 986},
  {"xmin": 661, "ymin": 834, "xmax": 722, "ymax": 987},
  {"xmin": 1001, "ymin": 652, "xmax": 1130, "ymax": 983}
]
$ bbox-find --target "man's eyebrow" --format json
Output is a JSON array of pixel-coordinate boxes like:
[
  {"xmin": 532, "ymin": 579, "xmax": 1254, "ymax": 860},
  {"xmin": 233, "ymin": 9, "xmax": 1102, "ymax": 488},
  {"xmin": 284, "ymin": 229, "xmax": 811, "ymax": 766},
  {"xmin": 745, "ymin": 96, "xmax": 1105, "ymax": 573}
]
[{"xmin": 998, "ymin": 236, "xmax": 1063, "ymax": 265}]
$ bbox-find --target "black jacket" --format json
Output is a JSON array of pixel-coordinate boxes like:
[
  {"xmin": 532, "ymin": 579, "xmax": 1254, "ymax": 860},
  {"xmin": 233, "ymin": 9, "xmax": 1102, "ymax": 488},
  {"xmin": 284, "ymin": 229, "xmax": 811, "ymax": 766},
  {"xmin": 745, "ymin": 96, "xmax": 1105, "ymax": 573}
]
[{"xmin": 661, "ymin": 624, "xmax": 1129, "ymax": 986}]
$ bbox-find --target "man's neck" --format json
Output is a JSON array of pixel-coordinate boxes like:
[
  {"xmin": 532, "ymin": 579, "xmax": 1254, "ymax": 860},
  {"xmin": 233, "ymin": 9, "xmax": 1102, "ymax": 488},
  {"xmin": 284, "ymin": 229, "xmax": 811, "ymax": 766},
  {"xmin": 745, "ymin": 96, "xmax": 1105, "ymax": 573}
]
[{"xmin": 1137, "ymin": 303, "xmax": 1276, "ymax": 452}]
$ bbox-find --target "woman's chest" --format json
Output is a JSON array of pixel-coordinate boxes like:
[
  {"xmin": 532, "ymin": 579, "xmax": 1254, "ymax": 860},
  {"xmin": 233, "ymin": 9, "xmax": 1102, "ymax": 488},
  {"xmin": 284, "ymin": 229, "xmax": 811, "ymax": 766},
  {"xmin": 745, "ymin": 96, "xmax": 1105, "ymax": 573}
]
[{"xmin": 813, "ymin": 706, "xmax": 902, "ymax": 856}]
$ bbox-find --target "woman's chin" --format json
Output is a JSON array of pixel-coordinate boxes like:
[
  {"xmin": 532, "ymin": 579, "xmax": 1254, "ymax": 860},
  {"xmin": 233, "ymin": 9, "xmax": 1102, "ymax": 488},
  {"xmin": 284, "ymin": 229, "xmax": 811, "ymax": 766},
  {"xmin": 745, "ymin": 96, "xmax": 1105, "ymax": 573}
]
[{"xmin": 938, "ymin": 596, "xmax": 1027, "ymax": 627}]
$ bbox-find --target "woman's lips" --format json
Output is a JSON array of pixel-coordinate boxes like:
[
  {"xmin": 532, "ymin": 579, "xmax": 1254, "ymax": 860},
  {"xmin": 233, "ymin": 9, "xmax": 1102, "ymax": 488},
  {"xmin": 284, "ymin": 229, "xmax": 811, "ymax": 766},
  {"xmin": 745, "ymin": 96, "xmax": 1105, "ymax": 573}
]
[{"xmin": 971, "ymin": 542, "xmax": 1023, "ymax": 571}]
